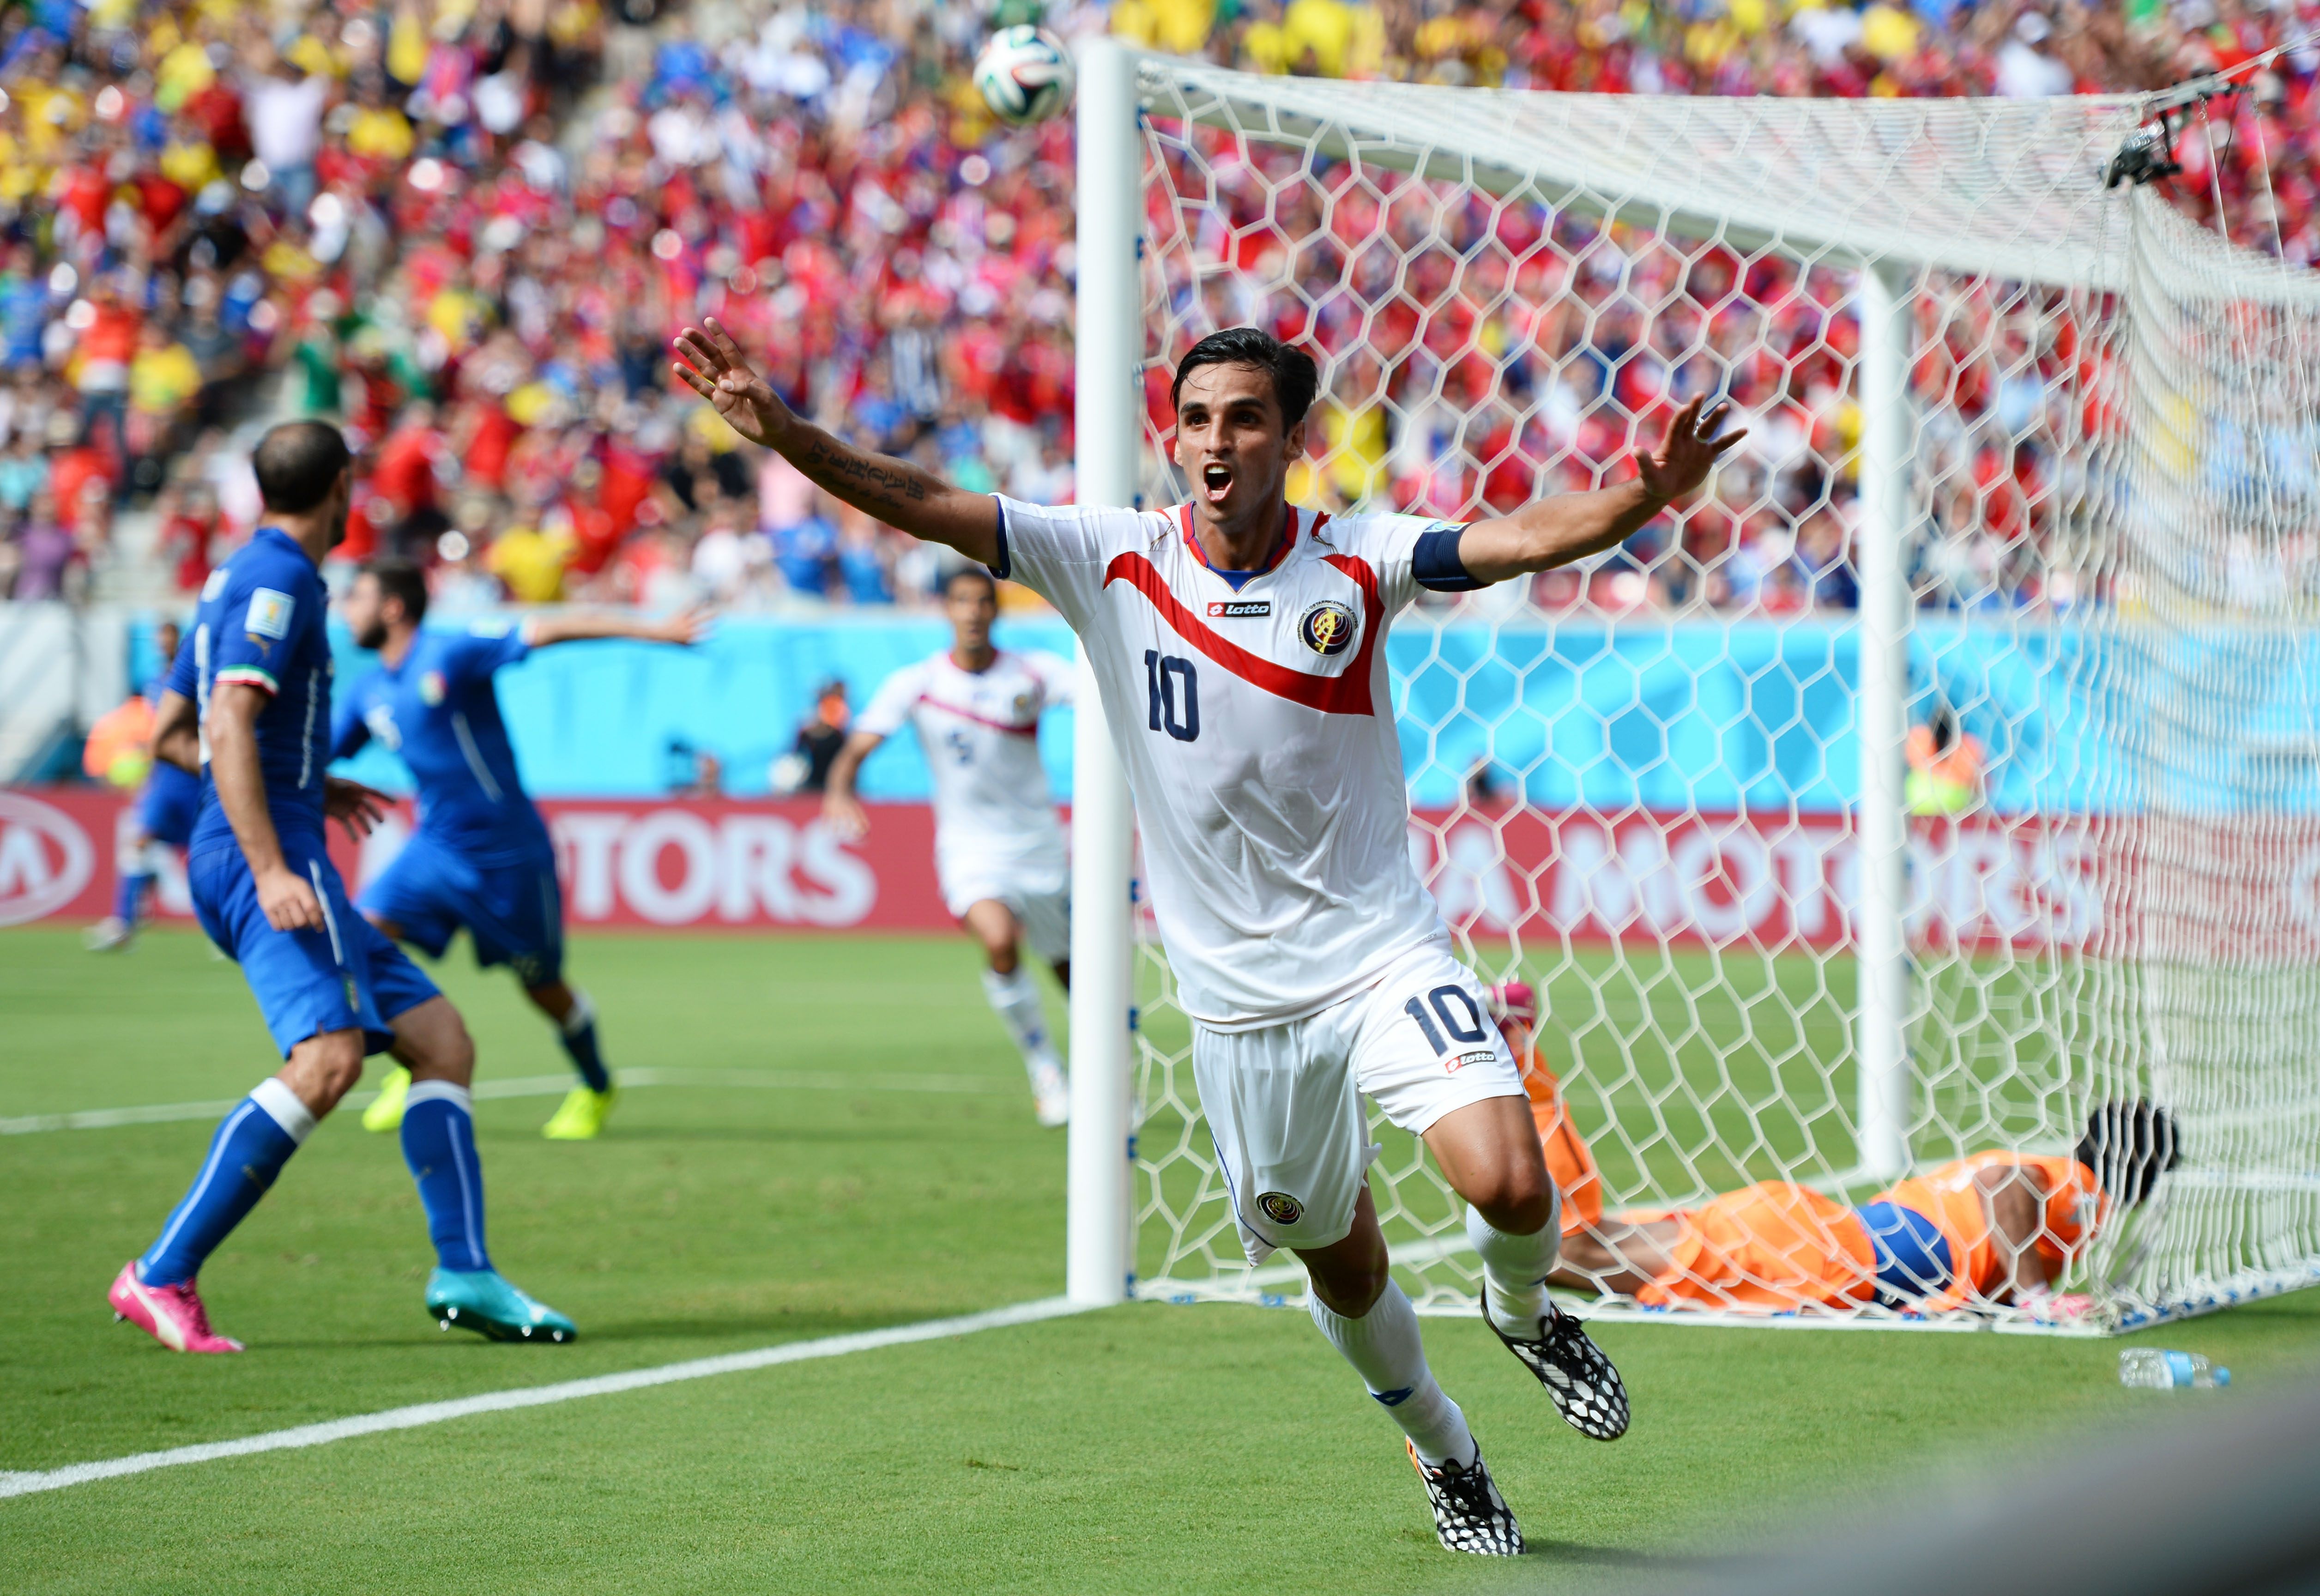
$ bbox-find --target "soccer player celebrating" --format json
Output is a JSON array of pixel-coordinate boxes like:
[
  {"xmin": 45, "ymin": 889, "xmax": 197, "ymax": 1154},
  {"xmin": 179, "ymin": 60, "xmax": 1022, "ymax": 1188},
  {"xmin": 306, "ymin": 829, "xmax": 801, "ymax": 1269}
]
[
  {"xmin": 331, "ymin": 561, "xmax": 707, "ymax": 1141},
  {"xmin": 674, "ymin": 317, "xmax": 1740, "ymax": 1556},
  {"xmin": 822, "ymin": 568, "xmax": 1076, "ymax": 1126},
  {"xmin": 110, "ymin": 421, "xmax": 574, "ymax": 1352},
  {"xmin": 85, "ymin": 620, "xmax": 204, "ymax": 951}
]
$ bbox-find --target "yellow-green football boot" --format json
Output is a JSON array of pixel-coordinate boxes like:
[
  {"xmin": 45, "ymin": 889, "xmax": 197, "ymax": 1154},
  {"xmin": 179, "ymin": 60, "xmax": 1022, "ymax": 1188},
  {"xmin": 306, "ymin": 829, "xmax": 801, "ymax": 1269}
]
[
  {"xmin": 362, "ymin": 1065, "xmax": 411, "ymax": 1133},
  {"xmin": 541, "ymin": 1084, "xmax": 618, "ymax": 1140}
]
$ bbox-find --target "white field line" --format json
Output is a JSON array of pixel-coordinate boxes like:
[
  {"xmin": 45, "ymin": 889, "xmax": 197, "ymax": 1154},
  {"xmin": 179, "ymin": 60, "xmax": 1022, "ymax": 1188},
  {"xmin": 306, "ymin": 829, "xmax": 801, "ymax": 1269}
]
[
  {"xmin": 0, "ymin": 1067, "xmax": 1006, "ymax": 1136},
  {"xmin": 0, "ymin": 1296, "xmax": 1093, "ymax": 1501}
]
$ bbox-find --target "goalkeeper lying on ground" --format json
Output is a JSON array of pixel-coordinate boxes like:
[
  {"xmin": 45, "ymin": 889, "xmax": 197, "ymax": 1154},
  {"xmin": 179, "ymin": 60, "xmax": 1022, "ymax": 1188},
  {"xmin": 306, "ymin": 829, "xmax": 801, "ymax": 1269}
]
[{"xmin": 1484, "ymin": 984, "xmax": 2177, "ymax": 1316}]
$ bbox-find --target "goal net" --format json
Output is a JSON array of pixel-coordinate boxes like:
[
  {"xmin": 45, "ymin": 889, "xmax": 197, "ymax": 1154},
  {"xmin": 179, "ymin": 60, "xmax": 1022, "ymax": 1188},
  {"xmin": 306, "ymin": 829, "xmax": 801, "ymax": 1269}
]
[{"xmin": 1100, "ymin": 58, "xmax": 2320, "ymax": 1331}]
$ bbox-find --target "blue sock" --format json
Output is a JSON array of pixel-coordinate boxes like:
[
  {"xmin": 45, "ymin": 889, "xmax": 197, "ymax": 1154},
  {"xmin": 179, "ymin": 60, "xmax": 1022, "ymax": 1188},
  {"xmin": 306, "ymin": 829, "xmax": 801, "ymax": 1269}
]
[
  {"xmin": 139, "ymin": 1080, "xmax": 315, "ymax": 1288},
  {"xmin": 114, "ymin": 871, "xmax": 153, "ymax": 924},
  {"xmin": 555, "ymin": 991, "xmax": 610, "ymax": 1093},
  {"xmin": 400, "ymin": 1081, "xmax": 493, "ymax": 1273}
]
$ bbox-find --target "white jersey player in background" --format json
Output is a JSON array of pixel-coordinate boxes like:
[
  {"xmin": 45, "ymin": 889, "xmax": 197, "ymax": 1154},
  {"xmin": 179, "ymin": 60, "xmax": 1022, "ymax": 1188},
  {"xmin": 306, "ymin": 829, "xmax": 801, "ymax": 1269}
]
[
  {"xmin": 674, "ymin": 317, "xmax": 1741, "ymax": 1557},
  {"xmin": 823, "ymin": 567, "xmax": 1075, "ymax": 1127}
]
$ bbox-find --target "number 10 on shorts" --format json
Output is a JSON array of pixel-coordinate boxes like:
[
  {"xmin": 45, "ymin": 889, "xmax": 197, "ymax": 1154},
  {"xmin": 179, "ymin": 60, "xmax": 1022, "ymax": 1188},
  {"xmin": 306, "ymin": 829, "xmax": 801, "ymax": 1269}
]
[{"xmin": 1405, "ymin": 985, "xmax": 1495, "ymax": 1071}]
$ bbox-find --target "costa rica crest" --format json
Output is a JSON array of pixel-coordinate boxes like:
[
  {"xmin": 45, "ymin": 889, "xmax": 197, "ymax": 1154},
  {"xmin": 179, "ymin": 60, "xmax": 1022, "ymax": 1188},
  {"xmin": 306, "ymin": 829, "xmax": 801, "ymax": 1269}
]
[{"xmin": 1298, "ymin": 600, "xmax": 1357, "ymax": 657}]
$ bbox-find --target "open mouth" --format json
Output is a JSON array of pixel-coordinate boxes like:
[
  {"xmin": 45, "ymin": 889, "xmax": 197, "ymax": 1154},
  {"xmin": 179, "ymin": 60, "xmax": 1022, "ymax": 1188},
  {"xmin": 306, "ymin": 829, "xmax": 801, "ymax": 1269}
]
[{"xmin": 1201, "ymin": 461, "xmax": 1233, "ymax": 503}]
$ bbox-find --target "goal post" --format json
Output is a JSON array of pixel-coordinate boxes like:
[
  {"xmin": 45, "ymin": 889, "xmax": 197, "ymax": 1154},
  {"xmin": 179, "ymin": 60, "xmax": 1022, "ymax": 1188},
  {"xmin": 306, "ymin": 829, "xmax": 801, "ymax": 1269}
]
[
  {"xmin": 1064, "ymin": 36, "xmax": 1143, "ymax": 1309},
  {"xmin": 1066, "ymin": 46, "xmax": 2320, "ymax": 1330}
]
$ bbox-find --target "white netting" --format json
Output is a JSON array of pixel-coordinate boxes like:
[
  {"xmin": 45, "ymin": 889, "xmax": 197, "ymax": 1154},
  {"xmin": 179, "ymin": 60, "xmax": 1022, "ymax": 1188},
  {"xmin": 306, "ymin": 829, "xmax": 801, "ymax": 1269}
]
[{"xmin": 1117, "ymin": 63, "xmax": 2320, "ymax": 1331}]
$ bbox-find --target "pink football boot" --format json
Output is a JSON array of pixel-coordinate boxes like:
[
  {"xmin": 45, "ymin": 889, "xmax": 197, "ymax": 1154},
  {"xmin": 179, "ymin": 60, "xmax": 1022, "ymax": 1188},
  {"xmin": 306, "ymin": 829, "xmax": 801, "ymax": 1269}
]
[{"xmin": 109, "ymin": 1262, "xmax": 245, "ymax": 1353}]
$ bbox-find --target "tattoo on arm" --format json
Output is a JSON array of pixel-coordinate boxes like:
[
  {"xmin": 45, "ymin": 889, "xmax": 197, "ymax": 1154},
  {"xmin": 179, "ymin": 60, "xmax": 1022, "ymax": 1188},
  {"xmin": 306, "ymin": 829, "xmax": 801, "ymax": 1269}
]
[{"xmin": 801, "ymin": 439, "xmax": 930, "ymax": 514}]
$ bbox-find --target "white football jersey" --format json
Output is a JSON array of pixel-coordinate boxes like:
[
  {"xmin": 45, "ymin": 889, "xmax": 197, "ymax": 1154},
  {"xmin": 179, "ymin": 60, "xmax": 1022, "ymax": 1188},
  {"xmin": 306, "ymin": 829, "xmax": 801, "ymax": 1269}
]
[
  {"xmin": 995, "ymin": 496, "xmax": 1471, "ymax": 1030},
  {"xmin": 856, "ymin": 646, "xmax": 1074, "ymax": 884}
]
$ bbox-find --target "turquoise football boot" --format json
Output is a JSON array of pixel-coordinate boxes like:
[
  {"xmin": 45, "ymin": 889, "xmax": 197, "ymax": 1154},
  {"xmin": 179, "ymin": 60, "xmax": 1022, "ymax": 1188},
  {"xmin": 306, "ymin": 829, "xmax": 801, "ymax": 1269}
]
[{"xmin": 425, "ymin": 1268, "xmax": 577, "ymax": 1344}]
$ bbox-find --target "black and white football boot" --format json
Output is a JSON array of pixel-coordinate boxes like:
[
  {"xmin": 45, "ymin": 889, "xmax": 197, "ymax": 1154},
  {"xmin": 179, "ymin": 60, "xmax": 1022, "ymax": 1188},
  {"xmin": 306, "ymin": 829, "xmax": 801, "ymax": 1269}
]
[
  {"xmin": 1407, "ymin": 1439, "xmax": 1524, "ymax": 1556},
  {"xmin": 1484, "ymin": 1299, "xmax": 1630, "ymax": 1441}
]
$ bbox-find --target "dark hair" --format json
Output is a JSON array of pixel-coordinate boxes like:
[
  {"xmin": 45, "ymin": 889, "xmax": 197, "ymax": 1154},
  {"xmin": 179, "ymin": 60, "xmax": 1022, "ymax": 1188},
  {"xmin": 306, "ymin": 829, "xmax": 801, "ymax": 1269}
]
[
  {"xmin": 2075, "ymin": 1100, "xmax": 2179, "ymax": 1206},
  {"xmin": 252, "ymin": 420, "xmax": 352, "ymax": 514},
  {"xmin": 362, "ymin": 558, "xmax": 429, "ymax": 627},
  {"xmin": 945, "ymin": 566, "xmax": 998, "ymax": 600},
  {"xmin": 1170, "ymin": 328, "xmax": 1319, "ymax": 429}
]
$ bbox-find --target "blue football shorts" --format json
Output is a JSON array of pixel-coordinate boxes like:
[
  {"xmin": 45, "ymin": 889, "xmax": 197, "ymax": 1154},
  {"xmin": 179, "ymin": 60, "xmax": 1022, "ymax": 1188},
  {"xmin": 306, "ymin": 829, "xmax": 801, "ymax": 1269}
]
[
  {"xmin": 357, "ymin": 830, "xmax": 565, "ymax": 988},
  {"xmin": 190, "ymin": 835, "xmax": 440, "ymax": 1057},
  {"xmin": 1855, "ymin": 1200, "xmax": 1955, "ymax": 1304}
]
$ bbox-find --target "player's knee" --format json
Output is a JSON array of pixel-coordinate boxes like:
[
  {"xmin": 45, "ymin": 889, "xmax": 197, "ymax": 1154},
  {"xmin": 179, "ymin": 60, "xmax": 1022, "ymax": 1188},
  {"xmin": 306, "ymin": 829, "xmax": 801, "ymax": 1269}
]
[
  {"xmin": 1468, "ymin": 1167, "xmax": 1555, "ymax": 1236},
  {"xmin": 1306, "ymin": 1253, "xmax": 1390, "ymax": 1317},
  {"xmin": 401, "ymin": 1005, "xmax": 477, "ymax": 1083},
  {"xmin": 285, "ymin": 1029, "xmax": 366, "ymax": 1112}
]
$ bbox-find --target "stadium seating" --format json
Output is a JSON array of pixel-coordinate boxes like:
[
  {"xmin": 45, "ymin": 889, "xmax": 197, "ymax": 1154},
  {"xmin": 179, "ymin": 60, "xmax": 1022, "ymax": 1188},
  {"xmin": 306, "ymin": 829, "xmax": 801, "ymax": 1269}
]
[{"xmin": 1, "ymin": 0, "xmax": 2310, "ymax": 614}]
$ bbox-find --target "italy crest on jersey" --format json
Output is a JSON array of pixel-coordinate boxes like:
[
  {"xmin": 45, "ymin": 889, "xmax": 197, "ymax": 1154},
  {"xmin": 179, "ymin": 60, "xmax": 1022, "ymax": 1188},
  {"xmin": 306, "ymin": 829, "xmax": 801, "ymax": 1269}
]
[
  {"xmin": 1299, "ymin": 599, "xmax": 1357, "ymax": 657},
  {"xmin": 419, "ymin": 671, "xmax": 447, "ymax": 706}
]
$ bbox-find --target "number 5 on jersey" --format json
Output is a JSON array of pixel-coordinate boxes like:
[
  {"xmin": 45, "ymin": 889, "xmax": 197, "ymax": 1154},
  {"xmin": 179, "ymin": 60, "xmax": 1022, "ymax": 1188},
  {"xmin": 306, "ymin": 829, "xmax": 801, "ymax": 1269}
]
[{"xmin": 1144, "ymin": 650, "xmax": 1199, "ymax": 743}]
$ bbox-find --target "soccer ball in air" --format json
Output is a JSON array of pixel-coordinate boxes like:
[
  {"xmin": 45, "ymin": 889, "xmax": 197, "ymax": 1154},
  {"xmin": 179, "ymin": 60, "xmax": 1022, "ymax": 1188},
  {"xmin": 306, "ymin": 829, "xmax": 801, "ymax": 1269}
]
[{"xmin": 973, "ymin": 27, "xmax": 1075, "ymax": 126}]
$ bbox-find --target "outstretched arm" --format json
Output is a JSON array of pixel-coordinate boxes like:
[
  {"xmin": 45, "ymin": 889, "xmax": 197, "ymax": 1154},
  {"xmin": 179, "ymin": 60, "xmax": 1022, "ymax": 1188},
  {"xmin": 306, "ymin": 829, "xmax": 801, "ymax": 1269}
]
[
  {"xmin": 1456, "ymin": 394, "xmax": 1746, "ymax": 584},
  {"xmin": 820, "ymin": 730, "xmax": 886, "ymax": 841},
  {"xmin": 526, "ymin": 605, "xmax": 713, "ymax": 649},
  {"xmin": 671, "ymin": 319, "xmax": 1000, "ymax": 566}
]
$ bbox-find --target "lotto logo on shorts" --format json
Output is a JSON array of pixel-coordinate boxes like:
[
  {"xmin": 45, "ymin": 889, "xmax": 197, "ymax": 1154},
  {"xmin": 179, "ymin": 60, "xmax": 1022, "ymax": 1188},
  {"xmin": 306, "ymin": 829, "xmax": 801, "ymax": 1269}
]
[
  {"xmin": 1449, "ymin": 1049, "xmax": 1497, "ymax": 1073},
  {"xmin": 1257, "ymin": 1191, "xmax": 1304, "ymax": 1226}
]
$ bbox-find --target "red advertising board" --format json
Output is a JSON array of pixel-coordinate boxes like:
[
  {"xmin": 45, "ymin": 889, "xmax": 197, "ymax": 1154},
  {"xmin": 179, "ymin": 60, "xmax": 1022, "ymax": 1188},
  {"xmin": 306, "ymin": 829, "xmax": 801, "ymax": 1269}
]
[
  {"xmin": 0, "ymin": 790, "xmax": 954, "ymax": 933},
  {"xmin": 10, "ymin": 786, "xmax": 2320, "ymax": 963},
  {"xmin": 1410, "ymin": 809, "xmax": 2115, "ymax": 954}
]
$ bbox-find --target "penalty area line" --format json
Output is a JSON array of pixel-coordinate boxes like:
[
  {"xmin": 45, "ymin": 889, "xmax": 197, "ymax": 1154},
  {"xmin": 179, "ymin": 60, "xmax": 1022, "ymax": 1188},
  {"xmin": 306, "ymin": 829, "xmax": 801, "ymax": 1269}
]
[
  {"xmin": 0, "ymin": 1067, "xmax": 1008, "ymax": 1135},
  {"xmin": 0, "ymin": 1296, "xmax": 1094, "ymax": 1501}
]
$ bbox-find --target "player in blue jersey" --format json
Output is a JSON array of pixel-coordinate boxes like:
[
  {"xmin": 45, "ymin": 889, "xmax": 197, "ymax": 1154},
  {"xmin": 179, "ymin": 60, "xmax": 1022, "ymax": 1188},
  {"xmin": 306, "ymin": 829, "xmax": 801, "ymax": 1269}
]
[
  {"xmin": 331, "ymin": 560, "xmax": 706, "ymax": 1140},
  {"xmin": 108, "ymin": 420, "xmax": 576, "ymax": 1353},
  {"xmin": 86, "ymin": 620, "xmax": 208, "ymax": 951}
]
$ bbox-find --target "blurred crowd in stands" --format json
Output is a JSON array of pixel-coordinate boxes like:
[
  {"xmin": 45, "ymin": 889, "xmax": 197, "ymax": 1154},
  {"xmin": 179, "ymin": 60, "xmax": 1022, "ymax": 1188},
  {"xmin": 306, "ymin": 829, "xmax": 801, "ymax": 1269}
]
[{"xmin": 0, "ymin": 0, "xmax": 2308, "ymax": 615}]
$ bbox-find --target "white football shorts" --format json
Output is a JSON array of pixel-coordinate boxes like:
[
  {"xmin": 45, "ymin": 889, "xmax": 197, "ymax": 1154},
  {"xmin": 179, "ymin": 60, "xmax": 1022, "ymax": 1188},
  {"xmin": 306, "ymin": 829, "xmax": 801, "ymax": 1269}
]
[
  {"xmin": 1192, "ymin": 941, "xmax": 1526, "ymax": 1265},
  {"xmin": 938, "ymin": 857, "xmax": 1071, "ymax": 967}
]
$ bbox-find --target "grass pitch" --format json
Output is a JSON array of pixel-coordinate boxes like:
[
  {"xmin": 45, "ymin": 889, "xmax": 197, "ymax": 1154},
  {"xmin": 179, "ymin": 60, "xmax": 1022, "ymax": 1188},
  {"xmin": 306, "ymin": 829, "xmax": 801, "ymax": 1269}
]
[{"xmin": 2, "ymin": 927, "xmax": 2313, "ymax": 1594}]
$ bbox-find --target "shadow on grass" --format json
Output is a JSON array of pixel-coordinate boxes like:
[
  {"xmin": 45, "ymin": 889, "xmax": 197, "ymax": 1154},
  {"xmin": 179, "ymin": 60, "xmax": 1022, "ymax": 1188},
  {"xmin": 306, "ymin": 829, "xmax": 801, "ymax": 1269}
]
[{"xmin": 1522, "ymin": 1539, "xmax": 1732, "ymax": 1571}]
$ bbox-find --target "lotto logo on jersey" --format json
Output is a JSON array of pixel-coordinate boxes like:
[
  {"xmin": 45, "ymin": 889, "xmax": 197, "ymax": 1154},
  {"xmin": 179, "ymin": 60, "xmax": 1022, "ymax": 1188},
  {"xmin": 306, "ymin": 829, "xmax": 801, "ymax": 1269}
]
[
  {"xmin": 1207, "ymin": 599, "xmax": 1272, "ymax": 618},
  {"xmin": 245, "ymin": 588, "xmax": 296, "ymax": 641},
  {"xmin": 1299, "ymin": 600, "xmax": 1356, "ymax": 656},
  {"xmin": 1256, "ymin": 1191, "xmax": 1305, "ymax": 1226}
]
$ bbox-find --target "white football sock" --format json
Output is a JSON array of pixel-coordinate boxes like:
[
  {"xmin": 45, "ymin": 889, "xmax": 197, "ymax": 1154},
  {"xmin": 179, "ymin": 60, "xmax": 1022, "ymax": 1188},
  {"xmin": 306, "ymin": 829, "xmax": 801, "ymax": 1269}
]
[
  {"xmin": 1466, "ymin": 1200, "xmax": 1560, "ymax": 1335},
  {"xmin": 980, "ymin": 967, "xmax": 1062, "ymax": 1080},
  {"xmin": 1309, "ymin": 1281, "xmax": 1475, "ymax": 1467},
  {"xmin": 250, "ymin": 1077, "xmax": 317, "ymax": 1145}
]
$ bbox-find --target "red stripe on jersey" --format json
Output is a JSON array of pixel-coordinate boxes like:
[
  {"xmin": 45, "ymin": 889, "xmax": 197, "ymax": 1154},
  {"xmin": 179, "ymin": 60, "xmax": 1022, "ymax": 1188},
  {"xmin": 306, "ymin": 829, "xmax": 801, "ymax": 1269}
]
[
  {"xmin": 1103, "ymin": 544, "xmax": 1382, "ymax": 717},
  {"xmin": 915, "ymin": 695, "xmax": 1039, "ymax": 737}
]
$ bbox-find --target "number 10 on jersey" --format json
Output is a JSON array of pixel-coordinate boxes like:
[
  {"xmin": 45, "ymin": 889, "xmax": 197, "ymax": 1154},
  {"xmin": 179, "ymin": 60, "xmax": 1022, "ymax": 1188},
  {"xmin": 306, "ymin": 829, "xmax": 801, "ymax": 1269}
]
[{"xmin": 1145, "ymin": 650, "xmax": 1199, "ymax": 743}]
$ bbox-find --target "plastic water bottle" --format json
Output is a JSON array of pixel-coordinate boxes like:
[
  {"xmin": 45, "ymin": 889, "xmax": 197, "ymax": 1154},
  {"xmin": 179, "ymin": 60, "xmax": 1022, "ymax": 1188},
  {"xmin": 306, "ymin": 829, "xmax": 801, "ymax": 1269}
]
[{"xmin": 2118, "ymin": 1348, "xmax": 2231, "ymax": 1389}]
